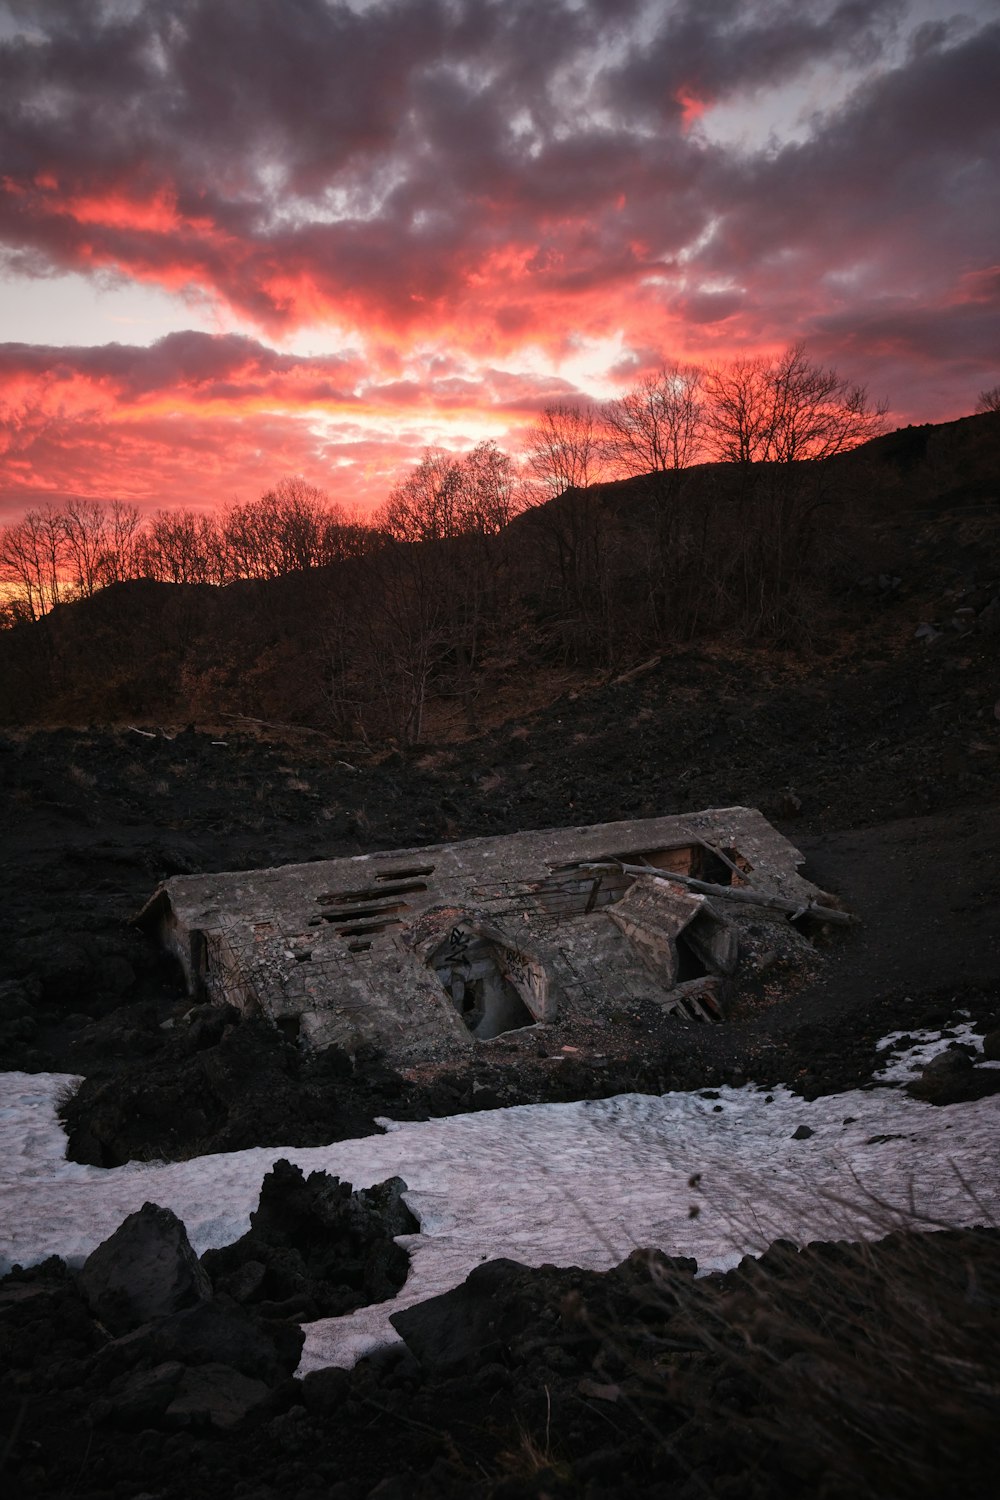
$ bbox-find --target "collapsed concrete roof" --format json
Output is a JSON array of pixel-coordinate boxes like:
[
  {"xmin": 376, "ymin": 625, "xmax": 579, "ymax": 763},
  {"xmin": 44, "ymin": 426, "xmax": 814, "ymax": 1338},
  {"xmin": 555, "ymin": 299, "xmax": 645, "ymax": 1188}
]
[{"xmin": 138, "ymin": 808, "xmax": 842, "ymax": 1066}]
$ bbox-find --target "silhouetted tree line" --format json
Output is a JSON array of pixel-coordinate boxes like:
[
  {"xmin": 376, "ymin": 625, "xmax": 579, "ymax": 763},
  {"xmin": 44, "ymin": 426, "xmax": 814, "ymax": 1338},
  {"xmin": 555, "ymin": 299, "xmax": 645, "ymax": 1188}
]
[{"xmin": 0, "ymin": 347, "xmax": 901, "ymax": 738}]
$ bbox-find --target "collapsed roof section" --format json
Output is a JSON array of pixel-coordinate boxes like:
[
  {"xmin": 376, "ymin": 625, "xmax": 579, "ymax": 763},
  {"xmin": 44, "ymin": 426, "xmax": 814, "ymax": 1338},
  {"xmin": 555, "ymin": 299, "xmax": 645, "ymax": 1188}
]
[{"xmin": 138, "ymin": 808, "xmax": 842, "ymax": 1065}]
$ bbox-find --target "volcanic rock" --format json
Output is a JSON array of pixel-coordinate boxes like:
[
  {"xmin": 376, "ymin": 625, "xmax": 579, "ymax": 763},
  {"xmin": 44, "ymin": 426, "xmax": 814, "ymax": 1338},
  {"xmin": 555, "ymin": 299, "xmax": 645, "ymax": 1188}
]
[{"xmin": 79, "ymin": 1202, "xmax": 212, "ymax": 1335}]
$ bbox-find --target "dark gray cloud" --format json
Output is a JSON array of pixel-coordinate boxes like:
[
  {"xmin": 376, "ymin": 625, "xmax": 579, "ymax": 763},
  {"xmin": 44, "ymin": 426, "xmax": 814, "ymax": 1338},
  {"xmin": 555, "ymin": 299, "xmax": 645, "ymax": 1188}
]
[
  {"xmin": 0, "ymin": 330, "xmax": 362, "ymax": 403},
  {"xmin": 606, "ymin": 0, "xmax": 907, "ymax": 118},
  {"xmin": 0, "ymin": 0, "xmax": 997, "ymax": 424},
  {"xmin": 686, "ymin": 17, "xmax": 1000, "ymax": 359}
]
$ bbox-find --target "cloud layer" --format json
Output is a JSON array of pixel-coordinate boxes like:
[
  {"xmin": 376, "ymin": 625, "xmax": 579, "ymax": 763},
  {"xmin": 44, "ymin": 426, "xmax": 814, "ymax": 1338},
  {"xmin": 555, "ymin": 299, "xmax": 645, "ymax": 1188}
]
[{"xmin": 1, "ymin": 0, "xmax": 998, "ymax": 517}]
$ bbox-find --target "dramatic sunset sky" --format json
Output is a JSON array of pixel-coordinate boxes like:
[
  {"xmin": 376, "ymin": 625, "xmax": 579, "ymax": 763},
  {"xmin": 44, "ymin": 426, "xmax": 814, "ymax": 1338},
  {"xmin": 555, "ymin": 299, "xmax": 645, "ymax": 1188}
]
[{"xmin": 1, "ymin": 0, "xmax": 998, "ymax": 523}]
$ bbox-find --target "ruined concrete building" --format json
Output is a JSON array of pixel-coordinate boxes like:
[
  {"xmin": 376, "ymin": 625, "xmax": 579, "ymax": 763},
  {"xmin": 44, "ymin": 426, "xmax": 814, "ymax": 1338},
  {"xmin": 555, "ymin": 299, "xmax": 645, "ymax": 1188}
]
[{"xmin": 139, "ymin": 809, "xmax": 844, "ymax": 1065}]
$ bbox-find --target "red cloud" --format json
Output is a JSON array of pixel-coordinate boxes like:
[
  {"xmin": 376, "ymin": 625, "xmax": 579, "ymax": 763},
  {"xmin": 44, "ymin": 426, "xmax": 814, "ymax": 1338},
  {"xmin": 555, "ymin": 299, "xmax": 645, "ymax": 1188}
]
[{"xmin": 675, "ymin": 86, "xmax": 711, "ymax": 131}]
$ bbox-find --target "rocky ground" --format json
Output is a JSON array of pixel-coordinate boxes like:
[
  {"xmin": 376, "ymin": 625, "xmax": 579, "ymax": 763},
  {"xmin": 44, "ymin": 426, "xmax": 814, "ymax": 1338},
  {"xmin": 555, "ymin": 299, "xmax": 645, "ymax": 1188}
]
[{"xmin": 2, "ymin": 570, "xmax": 1000, "ymax": 1495}]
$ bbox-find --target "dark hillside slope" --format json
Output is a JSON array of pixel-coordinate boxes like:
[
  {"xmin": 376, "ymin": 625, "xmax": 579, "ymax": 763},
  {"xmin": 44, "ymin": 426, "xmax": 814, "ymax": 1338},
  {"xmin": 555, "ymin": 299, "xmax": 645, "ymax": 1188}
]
[{"xmin": 1, "ymin": 412, "xmax": 997, "ymax": 735}]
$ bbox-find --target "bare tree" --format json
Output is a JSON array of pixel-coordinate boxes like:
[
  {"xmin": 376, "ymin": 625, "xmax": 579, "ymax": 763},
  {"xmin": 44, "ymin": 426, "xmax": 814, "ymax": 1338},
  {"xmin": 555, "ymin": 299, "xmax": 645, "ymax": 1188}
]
[
  {"xmin": 61, "ymin": 498, "xmax": 108, "ymax": 598},
  {"xmin": 518, "ymin": 405, "xmax": 613, "ymax": 658},
  {"xmin": 523, "ymin": 403, "xmax": 605, "ymax": 498},
  {"xmin": 319, "ymin": 508, "xmax": 381, "ymax": 563},
  {"xmin": 603, "ymin": 364, "xmax": 705, "ymax": 478},
  {"xmin": 704, "ymin": 345, "xmax": 887, "ymax": 465},
  {"xmin": 61, "ymin": 498, "xmax": 141, "ymax": 594},
  {"xmin": 337, "ymin": 542, "xmax": 453, "ymax": 745},
  {"xmin": 99, "ymin": 500, "xmax": 142, "ymax": 584},
  {"xmin": 598, "ymin": 365, "xmax": 706, "ymax": 643},
  {"xmin": 0, "ymin": 517, "xmax": 45, "ymax": 621},
  {"xmin": 221, "ymin": 497, "xmax": 275, "ymax": 579},
  {"xmin": 379, "ymin": 441, "xmax": 529, "ymax": 544},
  {"xmin": 137, "ymin": 509, "xmax": 218, "ymax": 584},
  {"xmin": 265, "ymin": 477, "xmax": 342, "ymax": 572},
  {"xmin": 768, "ymin": 344, "xmax": 887, "ymax": 461},
  {"xmin": 376, "ymin": 450, "xmax": 466, "ymax": 543},
  {"xmin": 976, "ymin": 384, "xmax": 1000, "ymax": 414},
  {"xmin": 699, "ymin": 346, "xmax": 888, "ymax": 637},
  {"xmin": 0, "ymin": 507, "xmax": 64, "ymax": 620},
  {"xmin": 702, "ymin": 354, "xmax": 775, "ymax": 465},
  {"xmin": 457, "ymin": 440, "xmax": 526, "ymax": 534}
]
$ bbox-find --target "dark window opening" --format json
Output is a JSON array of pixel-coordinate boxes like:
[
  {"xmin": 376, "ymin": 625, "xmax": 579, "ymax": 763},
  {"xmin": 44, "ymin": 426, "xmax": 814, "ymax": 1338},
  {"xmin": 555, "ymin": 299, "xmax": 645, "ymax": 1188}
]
[
  {"xmin": 193, "ymin": 931, "xmax": 208, "ymax": 975},
  {"xmin": 337, "ymin": 919, "xmax": 404, "ymax": 938},
  {"xmin": 317, "ymin": 880, "xmax": 428, "ymax": 904},
  {"xmin": 788, "ymin": 909, "xmax": 830, "ymax": 943},
  {"xmin": 676, "ymin": 934, "xmax": 709, "ymax": 982},
  {"xmin": 721, "ymin": 847, "xmax": 754, "ymax": 885},
  {"xmin": 276, "ymin": 1016, "xmax": 300, "ymax": 1043},
  {"xmin": 308, "ymin": 906, "xmax": 406, "ymax": 938},
  {"xmin": 614, "ymin": 844, "xmax": 735, "ymax": 886},
  {"xmin": 318, "ymin": 900, "xmax": 410, "ymax": 923}
]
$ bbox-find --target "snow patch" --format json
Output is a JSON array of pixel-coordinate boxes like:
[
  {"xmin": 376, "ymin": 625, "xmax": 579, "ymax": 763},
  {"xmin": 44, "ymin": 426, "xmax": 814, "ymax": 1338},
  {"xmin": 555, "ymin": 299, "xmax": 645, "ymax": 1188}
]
[
  {"xmin": 874, "ymin": 1022, "xmax": 998, "ymax": 1082},
  {"xmin": 2, "ymin": 1069, "xmax": 998, "ymax": 1374}
]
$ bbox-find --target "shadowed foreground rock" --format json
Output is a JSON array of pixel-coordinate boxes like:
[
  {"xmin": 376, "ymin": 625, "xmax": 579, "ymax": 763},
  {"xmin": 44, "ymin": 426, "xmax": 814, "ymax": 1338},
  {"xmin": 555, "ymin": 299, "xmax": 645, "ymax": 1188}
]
[
  {"xmin": 78, "ymin": 1201, "xmax": 211, "ymax": 1335},
  {"xmin": 905, "ymin": 1047, "xmax": 1000, "ymax": 1104},
  {"xmin": 202, "ymin": 1159, "xmax": 417, "ymax": 1320}
]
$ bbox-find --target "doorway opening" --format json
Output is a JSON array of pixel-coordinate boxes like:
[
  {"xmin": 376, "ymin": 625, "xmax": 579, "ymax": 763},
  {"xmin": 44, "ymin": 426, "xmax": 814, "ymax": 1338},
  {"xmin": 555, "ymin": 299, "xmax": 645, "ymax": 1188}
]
[{"xmin": 428, "ymin": 926, "xmax": 545, "ymax": 1040}]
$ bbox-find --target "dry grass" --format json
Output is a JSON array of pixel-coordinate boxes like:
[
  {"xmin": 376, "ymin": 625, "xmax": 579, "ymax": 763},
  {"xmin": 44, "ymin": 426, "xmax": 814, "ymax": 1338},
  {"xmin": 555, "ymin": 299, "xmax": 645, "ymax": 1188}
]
[
  {"xmin": 583, "ymin": 1224, "xmax": 1000, "ymax": 1500},
  {"xmin": 422, "ymin": 667, "xmax": 594, "ymax": 745},
  {"xmin": 413, "ymin": 748, "xmax": 458, "ymax": 772},
  {"xmin": 66, "ymin": 763, "xmax": 96, "ymax": 789},
  {"xmin": 495, "ymin": 1388, "xmax": 571, "ymax": 1485}
]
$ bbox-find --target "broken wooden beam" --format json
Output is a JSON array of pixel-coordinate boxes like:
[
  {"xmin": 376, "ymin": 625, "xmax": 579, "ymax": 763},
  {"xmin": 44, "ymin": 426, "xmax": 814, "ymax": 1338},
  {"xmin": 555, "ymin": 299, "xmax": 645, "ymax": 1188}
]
[{"xmin": 576, "ymin": 861, "xmax": 857, "ymax": 926}]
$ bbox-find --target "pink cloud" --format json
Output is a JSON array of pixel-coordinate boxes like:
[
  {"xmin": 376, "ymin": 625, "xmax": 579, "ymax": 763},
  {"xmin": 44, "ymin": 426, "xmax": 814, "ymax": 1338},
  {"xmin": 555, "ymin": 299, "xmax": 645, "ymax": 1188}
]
[{"xmin": 0, "ymin": 334, "xmax": 594, "ymax": 522}]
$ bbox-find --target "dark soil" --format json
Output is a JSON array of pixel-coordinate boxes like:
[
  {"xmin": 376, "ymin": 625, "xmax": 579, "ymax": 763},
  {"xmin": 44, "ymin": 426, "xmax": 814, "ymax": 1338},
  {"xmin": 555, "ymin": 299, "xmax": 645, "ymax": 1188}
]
[{"xmin": 2, "ymin": 530, "xmax": 1000, "ymax": 1495}]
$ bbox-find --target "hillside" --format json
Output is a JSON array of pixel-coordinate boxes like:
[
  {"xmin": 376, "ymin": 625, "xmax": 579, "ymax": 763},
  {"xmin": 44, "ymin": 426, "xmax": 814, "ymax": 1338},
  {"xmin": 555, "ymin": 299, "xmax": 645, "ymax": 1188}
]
[{"xmin": 2, "ymin": 411, "xmax": 999, "ymax": 740}]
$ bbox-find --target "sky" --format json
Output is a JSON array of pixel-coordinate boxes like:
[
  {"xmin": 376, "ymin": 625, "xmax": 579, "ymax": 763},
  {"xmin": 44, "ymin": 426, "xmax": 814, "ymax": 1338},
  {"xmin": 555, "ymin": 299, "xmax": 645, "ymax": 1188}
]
[
  {"xmin": 0, "ymin": 0, "xmax": 998, "ymax": 524},
  {"xmin": 3, "ymin": 1023, "xmax": 998, "ymax": 1372}
]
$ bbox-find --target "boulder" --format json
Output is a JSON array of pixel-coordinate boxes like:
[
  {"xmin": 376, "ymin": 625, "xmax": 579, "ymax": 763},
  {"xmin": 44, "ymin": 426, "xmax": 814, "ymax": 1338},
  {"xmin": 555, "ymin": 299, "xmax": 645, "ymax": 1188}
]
[
  {"xmin": 90, "ymin": 1360, "xmax": 269, "ymax": 1431},
  {"xmin": 97, "ymin": 954, "xmax": 136, "ymax": 995},
  {"xmin": 78, "ymin": 1202, "xmax": 212, "ymax": 1335},
  {"xmin": 12, "ymin": 933, "xmax": 94, "ymax": 1001},
  {"xmin": 202, "ymin": 1161, "xmax": 416, "ymax": 1318},
  {"xmin": 164, "ymin": 1363, "xmax": 270, "ymax": 1430},
  {"xmin": 390, "ymin": 1258, "xmax": 527, "ymax": 1375},
  {"xmin": 148, "ymin": 1299, "xmax": 303, "ymax": 1383},
  {"xmin": 89, "ymin": 1360, "xmax": 186, "ymax": 1427},
  {"xmin": 905, "ymin": 1048, "xmax": 1000, "ymax": 1105}
]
